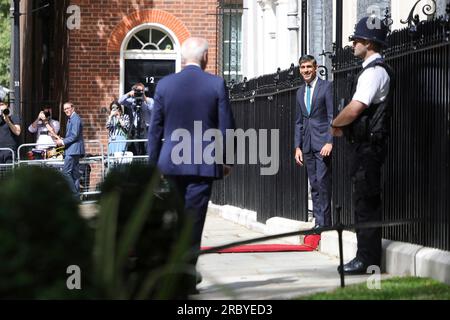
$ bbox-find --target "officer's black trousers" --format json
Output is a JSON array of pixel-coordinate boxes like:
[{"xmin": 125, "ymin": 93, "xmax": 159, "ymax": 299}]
[{"xmin": 349, "ymin": 142, "xmax": 386, "ymax": 266}]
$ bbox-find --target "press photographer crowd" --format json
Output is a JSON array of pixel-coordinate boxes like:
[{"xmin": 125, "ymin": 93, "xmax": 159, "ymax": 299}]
[{"xmin": 0, "ymin": 81, "xmax": 154, "ymax": 199}]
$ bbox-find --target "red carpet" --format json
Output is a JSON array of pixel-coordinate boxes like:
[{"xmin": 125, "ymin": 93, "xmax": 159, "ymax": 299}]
[{"xmin": 201, "ymin": 235, "xmax": 321, "ymax": 253}]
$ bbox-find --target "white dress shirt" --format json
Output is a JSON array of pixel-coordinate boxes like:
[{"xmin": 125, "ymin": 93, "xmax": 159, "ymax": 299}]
[{"xmin": 352, "ymin": 53, "xmax": 391, "ymax": 107}]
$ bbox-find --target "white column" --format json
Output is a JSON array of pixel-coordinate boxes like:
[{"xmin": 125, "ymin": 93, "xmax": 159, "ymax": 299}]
[
  {"xmin": 259, "ymin": 0, "xmax": 278, "ymax": 75},
  {"xmin": 287, "ymin": 0, "xmax": 299, "ymax": 66},
  {"xmin": 275, "ymin": 0, "xmax": 292, "ymax": 70},
  {"xmin": 342, "ymin": 0, "xmax": 358, "ymax": 47},
  {"xmin": 242, "ymin": 0, "xmax": 257, "ymax": 79},
  {"xmin": 333, "ymin": 0, "xmax": 337, "ymax": 46},
  {"xmin": 256, "ymin": 1, "xmax": 265, "ymax": 76}
]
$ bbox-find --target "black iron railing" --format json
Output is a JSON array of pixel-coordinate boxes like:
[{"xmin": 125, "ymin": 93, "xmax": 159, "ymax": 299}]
[{"xmin": 211, "ymin": 9, "xmax": 450, "ymax": 251}]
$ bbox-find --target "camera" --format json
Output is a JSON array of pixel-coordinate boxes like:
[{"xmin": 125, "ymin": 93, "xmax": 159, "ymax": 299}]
[
  {"xmin": 132, "ymin": 87, "xmax": 146, "ymax": 107},
  {"xmin": 2, "ymin": 108, "xmax": 10, "ymax": 116},
  {"xmin": 133, "ymin": 89, "xmax": 144, "ymax": 98},
  {"xmin": 134, "ymin": 90, "xmax": 144, "ymax": 107},
  {"xmin": 43, "ymin": 111, "xmax": 51, "ymax": 118}
]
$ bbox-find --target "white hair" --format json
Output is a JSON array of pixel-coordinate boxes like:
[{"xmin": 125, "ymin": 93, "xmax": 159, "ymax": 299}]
[{"xmin": 181, "ymin": 37, "xmax": 209, "ymax": 64}]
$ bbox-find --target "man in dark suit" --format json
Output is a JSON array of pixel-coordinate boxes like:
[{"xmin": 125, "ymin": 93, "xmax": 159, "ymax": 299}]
[
  {"xmin": 294, "ymin": 55, "xmax": 333, "ymax": 228},
  {"xmin": 56, "ymin": 102, "xmax": 85, "ymax": 198},
  {"xmin": 148, "ymin": 37, "xmax": 235, "ymax": 275}
]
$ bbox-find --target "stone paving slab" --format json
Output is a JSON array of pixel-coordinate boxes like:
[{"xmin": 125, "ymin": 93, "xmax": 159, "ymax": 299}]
[{"xmin": 194, "ymin": 211, "xmax": 391, "ymax": 300}]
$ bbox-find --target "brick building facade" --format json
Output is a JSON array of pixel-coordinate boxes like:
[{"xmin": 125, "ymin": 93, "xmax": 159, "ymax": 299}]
[
  {"xmin": 18, "ymin": 0, "xmax": 230, "ymax": 195},
  {"xmin": 66, "ymin": 0, "xmax": 218, "ymax": 154}
]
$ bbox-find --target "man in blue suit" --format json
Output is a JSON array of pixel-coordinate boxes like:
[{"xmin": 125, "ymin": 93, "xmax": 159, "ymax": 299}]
[
  {"xmin": 294, "ymin": 55, "xmax": 333, "ymax": 228},
  {"xmin": 148, "ymin": 37, "xmax": 235, "ymax": 274},
  {"xmin": 56, "ymin": 102, "xmax": 85, "ymax": 198}
]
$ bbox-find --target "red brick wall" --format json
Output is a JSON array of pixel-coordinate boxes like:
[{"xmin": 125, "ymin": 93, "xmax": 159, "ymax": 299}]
[
  {"xmin": 67, "ymin": 0, "xmax": 218, "ymax": 145},
  {"xmin": 66, "ymin": 0, "xmax": 219, "ymax": 190}
]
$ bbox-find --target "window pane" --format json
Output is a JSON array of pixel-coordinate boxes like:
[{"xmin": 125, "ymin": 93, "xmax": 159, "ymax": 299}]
[
  {"xmin": 152, "ymin": 29, "xmax": 166, "ymax": 45},
  {"xmin": 127, "ymin": 37, "xmax": 142, "ymax": 50},
  {"xmin": 135, "ymin": 29, "xmax": 150, "ymax": 44},
  {"xmin": 222, "ymin": 11, "xmax": 242, "ymax": 79},
  {"xmin": 223, "ymin": 15, "xmax": 230, "ymax": 41},
  {"xmin": 158, "ymin": 37, "xmax": 174, "ymax": 51},
  {"xmin": 223, "ymin": 42, "xmax": 230, "ymax": 69}
]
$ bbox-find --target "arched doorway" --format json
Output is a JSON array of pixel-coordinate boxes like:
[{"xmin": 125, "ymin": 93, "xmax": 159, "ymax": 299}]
[{"xmin": 120, "ymin": 23, "xmax": 181, "ymax": 97}]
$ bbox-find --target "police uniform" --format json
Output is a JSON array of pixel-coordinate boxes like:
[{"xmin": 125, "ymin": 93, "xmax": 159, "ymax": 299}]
[
  {"xmin": 338, "ymin": 16, "xmax": 396, "ymax": 273},
  {"xmin": 347, "ymin": 53, "xmax": 394, "ymax": 267}
]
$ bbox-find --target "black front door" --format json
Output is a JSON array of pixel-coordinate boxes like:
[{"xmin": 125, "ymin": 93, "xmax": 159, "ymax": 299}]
[{"xmin": 124, "ymin": 59, "xmax": 176, "ymax": 98}]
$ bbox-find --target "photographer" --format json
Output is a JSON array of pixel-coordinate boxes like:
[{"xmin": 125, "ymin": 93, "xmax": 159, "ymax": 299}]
[
  {"xmin": 28, "ymin": 106, "xmax": 60, "ymax": 150},
  {"xmin": 118, "ymin": 83, "xmax": 154, "ymax": 156},
  {"xmin": 0, "ymin": 101, "xmax": 21, "ymax": 164},
  {"xmin": 106, "ymin": 100, "xmax": 130, "ymax": 155}
]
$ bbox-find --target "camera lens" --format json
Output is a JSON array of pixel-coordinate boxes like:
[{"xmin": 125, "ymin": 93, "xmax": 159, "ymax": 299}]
[
  {"xmin": 44, "ymin": 111, "xmax": 51, "ymax": 118},
  {"xmin": 2, "ymin": 108, "xmax": 10, "ymax": 116}
]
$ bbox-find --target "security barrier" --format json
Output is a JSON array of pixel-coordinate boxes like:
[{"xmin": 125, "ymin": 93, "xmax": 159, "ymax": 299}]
[
  {"xmin": 6, "ymin": 138, "xmax": 153, "ymax": 201},
  {"xmin": 0, "ymin": 147, "xmax": 15, "ymax": 180},
  {"xmin": 106, "ymin": 138, "xmax": 148, "ymax": 173},
  {"xmin": 17, "ymin": 140, "xmax": 105, "ymax": 200}
]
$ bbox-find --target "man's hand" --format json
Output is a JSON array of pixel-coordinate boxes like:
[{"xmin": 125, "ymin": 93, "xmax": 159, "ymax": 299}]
[
  {"xmin": 56, "ymin": 138, "xmax": 64, "ymax": 147},
  {"xmin": 320, "ymin": 143, "xmax": 333, "ymax": 157},
  {"xmin": 128, "ymin": 90, "xmax": 135, "ymax": 97},
  {"xmin": 331, "ymin": 127, "xmax": 343, "ymax": 137},
  {"xmin": 295, "ymin": 148, "xmax": 304, "ymax": 166}
]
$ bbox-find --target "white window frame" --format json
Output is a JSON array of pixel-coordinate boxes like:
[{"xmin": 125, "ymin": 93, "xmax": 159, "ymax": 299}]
[{"xmin": 120, "ymin": 23, "xmax": 181, "ymax": 96}]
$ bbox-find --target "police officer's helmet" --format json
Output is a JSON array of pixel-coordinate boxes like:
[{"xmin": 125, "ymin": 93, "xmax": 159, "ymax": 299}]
[{"xmin": 349, "ymin": 16, "xmax": 389, "ymax": 48}]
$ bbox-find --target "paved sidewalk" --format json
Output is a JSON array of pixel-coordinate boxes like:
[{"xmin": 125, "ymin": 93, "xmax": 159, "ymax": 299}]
[
  {"xmin": 79, "ymin": 203, "xmax": 392, "ymax": 299},
  {"xmin": 193, "ymin": 211, "xmax": 391, "ymax": 300}
]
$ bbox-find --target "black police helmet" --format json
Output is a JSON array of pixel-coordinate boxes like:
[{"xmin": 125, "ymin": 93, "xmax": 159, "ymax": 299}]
[{"xmin": 349, "ymin": 16, "xmax": 389, "ymax": 48}]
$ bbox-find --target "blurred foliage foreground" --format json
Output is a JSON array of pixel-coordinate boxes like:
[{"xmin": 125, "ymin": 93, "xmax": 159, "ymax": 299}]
[{"xmin": 0, "ymin": 164, "xmax": 195, "ymax": 299}]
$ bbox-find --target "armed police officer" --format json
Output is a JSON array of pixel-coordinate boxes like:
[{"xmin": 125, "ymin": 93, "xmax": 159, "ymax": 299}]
[
  {"xmin": 331, "ymin": 16, "xmax": 395, "ymax": 274},
  {"xmin": 119, "ymin": 83, "xmax": 154, "ymax": 156}
]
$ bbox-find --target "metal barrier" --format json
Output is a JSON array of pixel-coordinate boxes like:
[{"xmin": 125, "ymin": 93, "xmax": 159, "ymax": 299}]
[
  {"xmin": 0, "ymin": 147, "xmax": 15, "ymax": 180},
  {"xmin": 81, "ymin": 140, "xmax": 105, "ymax": 199},
  {"xmin": 106, "ymin": 139, "xmax": 149, "ymax": 173},
  {"xmin": 17, "ymin": 140, "xmax": 105, "ymax": 200}
]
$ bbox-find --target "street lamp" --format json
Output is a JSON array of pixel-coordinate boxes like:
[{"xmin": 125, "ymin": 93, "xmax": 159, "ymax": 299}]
[{"xmin": 10, "ymin": 0, "xmax": 20, "ymax": 115}]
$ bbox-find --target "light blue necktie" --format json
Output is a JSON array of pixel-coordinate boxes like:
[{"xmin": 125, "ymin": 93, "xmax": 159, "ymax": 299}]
[{"xmin": 306, "ymin": 84, "xmax": 312, "ymax": 115}]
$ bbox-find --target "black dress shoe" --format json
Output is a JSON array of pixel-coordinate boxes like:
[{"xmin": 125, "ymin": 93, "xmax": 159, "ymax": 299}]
[{"xmin": 337, "ymin": 258, "xmax": 369, "ymax": 275}]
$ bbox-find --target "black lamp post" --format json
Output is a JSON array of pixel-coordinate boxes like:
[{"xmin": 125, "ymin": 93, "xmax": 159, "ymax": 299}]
[
  {"xmin": 10, "ymin": 0, "xmax": 20, "ymax": 114},
  {"xmin": 335, "ymin": 0, "xmax": 343, "ymax": 49}
]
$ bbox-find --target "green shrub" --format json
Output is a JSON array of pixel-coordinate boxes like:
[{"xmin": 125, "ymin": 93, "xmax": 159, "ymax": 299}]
[
  {"xmin": 0, "ymin": 166, "xmax": 96, "ymax": 299},
  {"xmin": 96, "ymin": 163, "xmax": 193, "ymax": 299}
]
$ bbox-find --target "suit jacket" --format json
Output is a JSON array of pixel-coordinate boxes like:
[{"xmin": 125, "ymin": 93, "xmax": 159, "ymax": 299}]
[
  {"xmin": 63, "ymin": 112, "xmax": 85, "ymax": 156},
  {"xmin": 295, "ymin": 78, "xmax": 334, "ymax": 154},
  {"xmin": 148, "ymin": 65, "xmax": 236, "ymax": 179}
]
